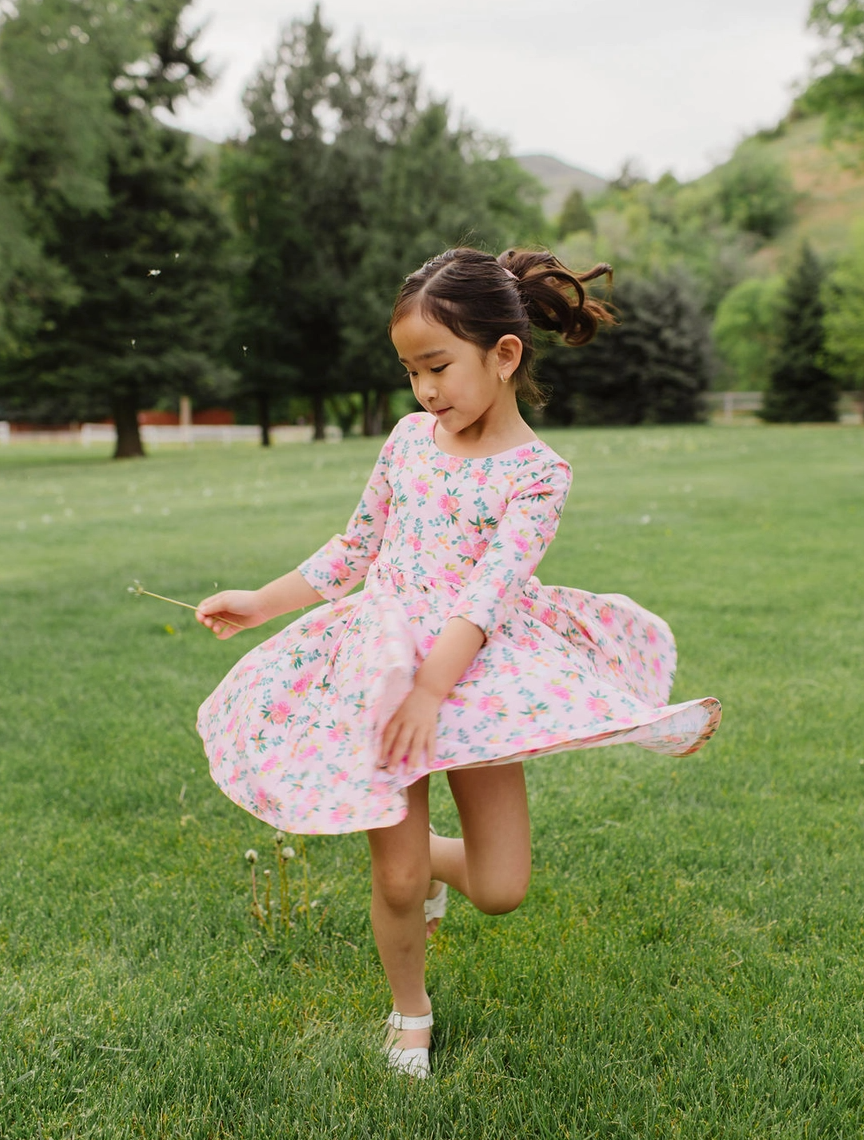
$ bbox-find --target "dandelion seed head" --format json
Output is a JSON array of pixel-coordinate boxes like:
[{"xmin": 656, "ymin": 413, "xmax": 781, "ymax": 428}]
[
  {"xmin": 281, "ymin": 846, "xmax": 296, "ymax": 860},
  {"xmin": 245, "ymin": 849, "xmax": 258, "ymax": 863}
]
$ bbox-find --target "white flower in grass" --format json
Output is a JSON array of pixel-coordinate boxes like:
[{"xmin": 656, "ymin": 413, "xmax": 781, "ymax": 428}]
[
  {"xmin": 245, "ymin": 849, "xmax": 258, "ymax": 864},
  {"xmin": 281, "ymin": 846, "xmax": 296, "ymax": 861}
]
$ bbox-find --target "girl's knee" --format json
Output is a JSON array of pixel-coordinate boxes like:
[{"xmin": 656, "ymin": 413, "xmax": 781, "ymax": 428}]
[
  {"xmin": 473, "ymin": 877, "xmax": 530, "ymax": 916},
  {"xmin": 372, "ymin": 860, "xmax": 429, "ymax": 912}
]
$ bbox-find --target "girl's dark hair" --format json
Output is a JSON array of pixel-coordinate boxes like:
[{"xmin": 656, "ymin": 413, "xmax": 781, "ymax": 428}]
[{"xmin": 389, "ymin": 247, "xmax": 614, "ymax": 407}]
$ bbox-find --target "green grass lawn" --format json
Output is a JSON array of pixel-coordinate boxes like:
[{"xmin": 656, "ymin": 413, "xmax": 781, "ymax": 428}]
[{"xmin": 1, "ymin": 424, "xmax": 862, "ymax": 1139}]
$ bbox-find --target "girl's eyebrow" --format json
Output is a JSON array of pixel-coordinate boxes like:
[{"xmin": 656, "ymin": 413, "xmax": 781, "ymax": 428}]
[{"xmin": 398, "ymin": 348, "xmax": 447, "ymax": 364}]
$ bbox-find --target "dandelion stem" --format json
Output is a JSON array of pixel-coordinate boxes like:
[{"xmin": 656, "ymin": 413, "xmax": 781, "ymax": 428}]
[
  {"xmin": 129, "ymin": 583, "xmax": 244, "ymax": 628},
  {"xmin": 299, "ymin": 836, "xmax": 312, "ymax": 932}
]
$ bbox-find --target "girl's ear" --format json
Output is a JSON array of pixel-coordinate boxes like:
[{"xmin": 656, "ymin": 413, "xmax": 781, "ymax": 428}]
[{"xmin": 495, "ymin": 334, "xmax": 523, "ymax": 381}]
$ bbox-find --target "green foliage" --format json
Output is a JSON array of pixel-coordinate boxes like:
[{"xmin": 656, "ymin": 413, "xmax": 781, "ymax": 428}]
[
  {"xmin": 225, "ymin": 6, "xmax": 545, "ymax": 441},
  {"xmin": 539, "ymin": 269, "xmax": 714, "ymax": 425},
  {"xmin": 712, "ymin": 143, "xmax": 798, "ymax": 238},
  {"xmin": 712, "ymin": 275, "xmax": 785, "ymax": 390},
  {"xmin": 556, "ymin": 187, "xmax": 594, "ymax": 239},
  {"xmin": 762, "ymin": 243, "xmax": 839, "ymax": 422},
  {"xmin": 2, "ymin": 426, "xmax": 864, "ymax": 1135},
  {"xmin": 823, "ymin": 217, "xmax": 864, "ymax": 387},
  {"xmin": 0, "ymin": 0, "xmax": 232, "ymax": 456},
  {"xmin": 804, "ymin": 0, "xmax": 864, "ymax": 149},
  {"xmin": 561, "ymin": 174, "xmax": 757, "ymax": 314}
]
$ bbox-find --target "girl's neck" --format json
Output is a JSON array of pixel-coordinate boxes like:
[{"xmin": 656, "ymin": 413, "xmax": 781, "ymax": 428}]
[{"xmin": 431, "ymin": 413, "xmax": 538, "ymax": 459}]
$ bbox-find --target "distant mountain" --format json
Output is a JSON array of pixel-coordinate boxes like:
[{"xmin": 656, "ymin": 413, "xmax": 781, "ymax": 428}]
[{"xmin": 516, "ymin": 154, "xmax": 608, "ymax": 218}]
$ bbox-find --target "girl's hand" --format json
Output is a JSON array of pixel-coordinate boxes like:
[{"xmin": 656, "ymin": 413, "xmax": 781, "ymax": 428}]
[
  {"xmin": 380, "ymin": 683, "xmax": 441, "ymax": 775},
  {"xmin": 195, "ymin": 589, "xmax": 269, "ymax": 640}
]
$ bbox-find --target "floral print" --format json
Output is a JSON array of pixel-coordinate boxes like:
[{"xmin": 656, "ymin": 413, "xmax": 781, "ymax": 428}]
[{"xmin": 198, "ymin": 413, "xmax": 721, "ymax": 834}]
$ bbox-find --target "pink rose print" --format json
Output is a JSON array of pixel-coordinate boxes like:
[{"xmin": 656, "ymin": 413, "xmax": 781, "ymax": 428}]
[
  {"xmin": 479, "ymin": 694, "xmax": 505, "ymax": 714},
  {"xmin": 327, "ymin": 722, "xmax": 349, "ymax": 742},
  {"xmin": 599, "ymin": 605, "xmax": 614, "ymax": 627},
  {"xmin": 292, "ymin": 671, "xmax": 314, "ymax": 695},
  {"xmin": 586, "ymin": 695, "xmax": 611, "ymax": 717},
  {"xmin": 330, "ymin": 558, "xmax": 351, "ymax": 580},
  {"xmin": 261, "ymin": 753, "xmax": 279, "ymax": 772},
  {"xmin": 266, "ymin": 701, "xmax": 292, "ymax": 724}
]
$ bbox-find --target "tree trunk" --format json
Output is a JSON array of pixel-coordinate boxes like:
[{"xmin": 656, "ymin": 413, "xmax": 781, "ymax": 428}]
[
  {"xmin": 376, "ymin": 388, "xmax": 391, "ymax": 434},
  {"xmin": 311, "ymin": 391, "xmax": 326, "ymax": 441},
  {"xmin": 112, "ymin": 396, "xmax": 145, "ymax": 459},
  {"xmin": 258, "ymin": 391, "xmax": 271, "ymax": 448}
]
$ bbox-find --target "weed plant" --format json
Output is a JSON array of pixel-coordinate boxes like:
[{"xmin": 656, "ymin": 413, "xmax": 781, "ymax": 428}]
[{"xmin": 0, "ymin": 425, "xmax": 862, "ymax": 1138}]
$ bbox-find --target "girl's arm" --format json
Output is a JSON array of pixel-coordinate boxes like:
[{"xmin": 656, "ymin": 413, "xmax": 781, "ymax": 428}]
[
  {"xmin": 197, "ymin": 428, "xmax": 399, "ymax": 639},
  {"xmin": 381, "ymin": 457, "xmax": 572, "ymax": 773},
  {"xmin": 380, "ymin": 616, "xmax": 485, "ymax": 774},
  {"xmin": 196, "ymin": 569, "xmax": 324, "ymax": 639}
]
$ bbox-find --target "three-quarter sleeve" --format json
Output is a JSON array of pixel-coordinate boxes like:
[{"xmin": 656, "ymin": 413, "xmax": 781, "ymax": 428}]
[
  {"xmin": 297, "ymin": 430, "xmax": 394, "ymax": 601},
  {"xmin": 448, "ymin": 459, "xmax": 572, "ymax": 637}
]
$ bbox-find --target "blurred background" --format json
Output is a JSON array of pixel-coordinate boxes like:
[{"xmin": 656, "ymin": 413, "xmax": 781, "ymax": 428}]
[{"xmin": 1, "ymin": 0, "xmax": 862, "ymax": 457}]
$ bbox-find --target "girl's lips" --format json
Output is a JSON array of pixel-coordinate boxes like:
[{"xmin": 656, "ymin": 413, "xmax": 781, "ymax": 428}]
[{"xmin": 433, "ymin": 407, "xmax": 452, "ymax": 417}]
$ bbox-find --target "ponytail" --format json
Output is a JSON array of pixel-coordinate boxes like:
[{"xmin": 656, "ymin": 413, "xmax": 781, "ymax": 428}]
[
  {"xmin": 390, "ymin": 247, "xmax": 614, "ymax": 408},
  {"xmin": 498, "ymin": 250, "xmax": 614, "ymax": 348}
]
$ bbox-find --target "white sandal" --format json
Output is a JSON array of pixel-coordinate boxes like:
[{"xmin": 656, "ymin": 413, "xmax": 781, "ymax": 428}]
[
  {"xmin": 385, "ymin": 1010, "xmax": 434, "ymax": 1078},
  {"xmin": 425, "ymin": 824, "xmax": 448, "ymax": 928},
  {"xmin": 424, "ymin": 881, "xmax": 448, "ymax": 925}
]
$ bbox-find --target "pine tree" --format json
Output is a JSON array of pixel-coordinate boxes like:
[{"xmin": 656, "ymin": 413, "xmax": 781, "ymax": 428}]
[
  {"xmin": 761, "ymin": 244, "xmax": 839, "ymax": 423},
  {"xmin": 224, "ymin": 6, "xmax": 545, "ymax": 442},
  {"xmin": 0, "ymin": 0, "xmax": 232, "ymax": 457},
  {"xmin": 557, "ymin": 188, "xmax": 595, "ymax": 239},
  {"xmin": 539, "ymin": 270, "xmax": 713, "ymax": 426}
]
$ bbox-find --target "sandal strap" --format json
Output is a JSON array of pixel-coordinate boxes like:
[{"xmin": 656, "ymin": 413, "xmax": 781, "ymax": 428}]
[{"xmin": 388, "ymin": 1010, "xmax": 434, "ymax": 1031}]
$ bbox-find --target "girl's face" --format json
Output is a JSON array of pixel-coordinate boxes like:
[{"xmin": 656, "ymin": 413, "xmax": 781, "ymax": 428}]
[{"xmin": 391, "ymin": 310, "xmax": 522, "ymax": 444}]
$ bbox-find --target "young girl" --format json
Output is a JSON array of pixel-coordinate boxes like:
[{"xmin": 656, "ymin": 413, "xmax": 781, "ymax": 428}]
[{"xmin": 196, "ymin": 247, "xmax": 721, "ymax": 1079}]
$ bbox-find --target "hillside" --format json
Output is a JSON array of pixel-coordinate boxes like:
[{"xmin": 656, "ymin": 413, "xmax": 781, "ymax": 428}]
[
  {"xmin": 516, "ymin": 154, "xmax": 608, "ymax": 218},
  {"xmin": 701, "ymin": 113, "xmax": 864, "ymax": 269}
]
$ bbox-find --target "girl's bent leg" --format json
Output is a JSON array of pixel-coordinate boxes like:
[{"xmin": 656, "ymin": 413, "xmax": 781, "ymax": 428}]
[
  {"xmin": 438, "ymin": 763, "xmax": 531, "ymax": 914},
  {"xmin": 366, "ymin": 778, "xmax": 432, "ymax": 1053}
]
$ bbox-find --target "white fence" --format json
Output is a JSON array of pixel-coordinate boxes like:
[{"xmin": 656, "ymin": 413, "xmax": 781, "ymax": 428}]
[
  {"xmin": 0, "ymin": 422, "xmax": 342, "ymax": 446},
  {"xmin": 703, "ymin": 391, "xmax": 863, "ymax": 424},
  {"xmin": 1, "ymin": 396, "xmax": 862, "ymax": 443}
]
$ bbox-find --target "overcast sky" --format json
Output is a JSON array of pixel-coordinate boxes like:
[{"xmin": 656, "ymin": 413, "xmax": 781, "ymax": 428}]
[{"xmin": 169, "ymin": 0, "xmax": 818, "ymax": 181}]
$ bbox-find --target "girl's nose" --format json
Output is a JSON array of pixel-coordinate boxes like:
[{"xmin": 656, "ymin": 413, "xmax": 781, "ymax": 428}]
[{"xmin": 418, "ymin": 377, "xmax": 438, "ymax": 402}]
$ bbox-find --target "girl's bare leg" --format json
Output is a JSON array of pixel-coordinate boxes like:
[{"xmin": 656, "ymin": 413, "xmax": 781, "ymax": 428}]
[
  {"xmin": 432, "ymin": 763, "xmax": 531, "ymax": 914},
  {"xmin": 366, "ymin": 778, "xmax": 433, "ymax": 1053}
]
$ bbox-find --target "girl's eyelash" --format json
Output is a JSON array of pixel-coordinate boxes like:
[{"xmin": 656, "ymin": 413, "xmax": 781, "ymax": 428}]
[{"xmin": 431, "ymin": 364, "xmax": 448, "ymax": 374}]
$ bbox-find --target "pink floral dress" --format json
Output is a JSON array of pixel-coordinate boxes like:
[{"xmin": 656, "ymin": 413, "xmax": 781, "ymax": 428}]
[{"xmin": 198, "ymin": 413, "xmax": 721, "ymax": 834}]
